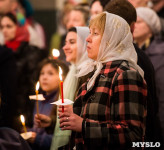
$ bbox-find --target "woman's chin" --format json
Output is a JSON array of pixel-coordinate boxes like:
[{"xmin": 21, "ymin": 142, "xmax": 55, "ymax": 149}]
[
  {"xmin": 87, "ymin": 53, "xmax": 93, "ymax": 59},
  {"xmin": 66, "ymin": 57, "xmax": 71, "ymax": 63}
]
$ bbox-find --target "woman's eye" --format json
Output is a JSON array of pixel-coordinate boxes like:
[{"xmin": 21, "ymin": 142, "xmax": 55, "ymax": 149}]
[
  {"xmin": 6, "ymin": 25, "xmax": 13, "ymax": 28},
  {"xmin": 70, "ymin": 41, "xmax": 75, "ymax": 44},
  {"xmin": 48, "ymin": 72, "xmax": 53, "ymax": 75}
]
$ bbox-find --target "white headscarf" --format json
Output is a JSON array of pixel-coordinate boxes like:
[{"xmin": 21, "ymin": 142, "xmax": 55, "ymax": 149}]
[
  {"xmin": 51, "ymin": 26, "xmax": 90, "ymax": 150},
  {"xmin": 63, "ymin": 26, "xmax": 90, "ymax": 100},
  {"xmin": 136, "ymin": 7, "xmax": 162, "ymax": 35},
  {"xmin": 77, "ymin": 12, "xmax": 144, "ymax": 90}
]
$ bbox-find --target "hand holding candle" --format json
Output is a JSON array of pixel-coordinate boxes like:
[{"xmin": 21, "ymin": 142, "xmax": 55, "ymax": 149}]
[
  {"xmin": 59, "ymin": 66, "xmax": 64, "ymax": 112},
  {"xmin": 52, "ymin": 49, "xmax": 60, "ymax": 59},
  {"xmin": 20, "ymin": 115, "xmax": 27, "ymax": 133},
  {"xmin": 35, "ymin": 81, "xmax": 40, "ymax": 116}
]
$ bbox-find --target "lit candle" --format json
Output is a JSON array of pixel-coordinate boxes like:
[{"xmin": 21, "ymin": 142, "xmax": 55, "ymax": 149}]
[
  {"xmin": 52, "ymin": 49, "xmax": 60, "ymax": 59},
  {"xmin": 59, "ymin": 66, "xmax": 64, "ymax": 112},
  {"xmin": 35, "ymin": 81, "xmax": 40, "ymax": 116},
  {"xmin": 20, "ymin": 115, "xmax": 27, "ymax": 133}
]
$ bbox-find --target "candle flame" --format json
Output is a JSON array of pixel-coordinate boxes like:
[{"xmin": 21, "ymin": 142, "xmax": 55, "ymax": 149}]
[
  {"xmin": 52, "ymin": 49, "xmax": 60, "ymax": 58},
  {"xmin": 59, "ymin": 66, "xmax": 63, "ymax": 81},
  {"xmin": 20, "ymin": 115, "xmax": 25, "ymax": 123},
  {"xmin": 36, "ymin": 81, "xmax": 40, "ymax": 91}
]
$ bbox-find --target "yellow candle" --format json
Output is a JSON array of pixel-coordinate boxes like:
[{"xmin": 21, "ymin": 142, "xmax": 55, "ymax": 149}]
[
  {"xmin": 20, "ymin": 115, "xmax": 27, "ymax": 133},
  {"xmin": 35, "ymin": 81, "xmax": 40, "ymax": 116}
]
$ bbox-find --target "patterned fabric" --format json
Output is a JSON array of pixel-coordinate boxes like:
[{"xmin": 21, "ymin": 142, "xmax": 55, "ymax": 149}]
[{"xmin": 74, "ymin": 60, "xmax": 147, "ymax": 150}]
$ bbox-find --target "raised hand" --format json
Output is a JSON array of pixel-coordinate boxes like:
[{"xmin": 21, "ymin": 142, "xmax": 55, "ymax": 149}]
[{"xmin": 34, "ymin": 114, "xmax": 52, "ymax": 128}]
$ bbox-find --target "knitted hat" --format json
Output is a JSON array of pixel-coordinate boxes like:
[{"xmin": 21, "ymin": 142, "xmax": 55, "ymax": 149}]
[{"xmin": 136, "ymin": 7, "xmax": 162, "ymax": 35}]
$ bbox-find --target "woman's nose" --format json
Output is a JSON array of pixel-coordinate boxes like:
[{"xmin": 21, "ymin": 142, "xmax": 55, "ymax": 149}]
[
  {"xmin": 42, "ymin": 74, "xmax": 48, "ymax": 79},
  {"xmin": 63, "ymin": 44, "xmax": 69, "ymax": 50},
  {"xmin": 86, "ymin": 35, "xmax": 91, "ymax": 42}
]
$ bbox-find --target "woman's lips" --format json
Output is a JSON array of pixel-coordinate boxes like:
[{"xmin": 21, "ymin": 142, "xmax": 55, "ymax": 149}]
[{"xmin": 87, "ymin": 46, "xmax": 91, "ymax": 51}]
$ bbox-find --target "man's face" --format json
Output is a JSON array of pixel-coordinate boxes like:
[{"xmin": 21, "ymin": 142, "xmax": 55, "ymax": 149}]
[
  {"xmin": 128, "ymin": 0, "xmax": 149, "ymax": 8},
  {"xmin": 0, "ymin": 0, "xmax": 12, "ymax": 14}
]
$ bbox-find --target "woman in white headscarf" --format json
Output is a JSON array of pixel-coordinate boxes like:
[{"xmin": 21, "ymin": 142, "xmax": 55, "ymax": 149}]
[
  {"xmin": 59, "ymin": 12, "xmax": 147, "ymax": 149},
  {"xmin": 51, "ymin": 26, "xmax": 91, "ymax": 150},
  {"xmin": 34, "ymin": 26, "xmax": 90, "ymax": 150}
]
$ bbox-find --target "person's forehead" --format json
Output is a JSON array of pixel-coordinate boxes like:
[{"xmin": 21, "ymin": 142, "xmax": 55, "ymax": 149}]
[
  {"xmin": 66, "ymin": 32, "xmax": 77, "ymax": 40},
  {"xmin": 71, "ymin": 10, "xmax": 83, "ymax": 16},
  {"xmin": 0, "ymin": 0, "xmax": 11, "ymax": 3}
]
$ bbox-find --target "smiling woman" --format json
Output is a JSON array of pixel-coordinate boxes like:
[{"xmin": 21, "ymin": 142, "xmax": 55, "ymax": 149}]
[
  {"xmin": 33, "ymin": 26, "xmax": 91, "ymax": 150},
  {"xmin": 63, "ymin": 28, "xmax": 77, "ymax": 63}
]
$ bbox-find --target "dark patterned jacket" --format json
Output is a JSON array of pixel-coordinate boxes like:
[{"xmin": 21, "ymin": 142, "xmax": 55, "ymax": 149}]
[{"xmin": 73, "ymin": 60, "xmax": 147, "ymax": 150}]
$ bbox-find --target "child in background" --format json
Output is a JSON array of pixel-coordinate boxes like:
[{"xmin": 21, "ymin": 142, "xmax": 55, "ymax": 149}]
[{"xmin": 28, "ymin": 58, "xmax": 68, "ymax": 150}]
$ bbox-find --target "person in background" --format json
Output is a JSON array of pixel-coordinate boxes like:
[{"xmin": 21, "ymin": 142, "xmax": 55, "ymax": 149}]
[
  {"xmin": 90, "ymin": 0, "xmax": 105, "ymax": 18},
  {"xmin": 152, "ymin": 0, "xmax": 164, "ymax": 19},
  {"xmin": 18, "ymin": 0, "xmax": 46, "ymax": 49},
  {"xmin": 128, "ymin": 0, "xmax": 164, "ymax": 38},
  {"xmin": 35, "ymin": 27, "xmax": 90, "ymax": 149},
  {"xmin": 0, "ymin": 12, "xmax": 46, "ymax": 128},
  {"xmin": 50, "ymin": 4, "xmax": 90, "ymax": 65},
  {"xmin": 0, "ymin": 127, "xmax": 31, "ymax": 150},
  {"xmin": 134, "ymin": 7, "xmax": 162, "ymax": 50},
  {"xmin": 0, "ymin": 0, "xmax": 45, "ymax": 49},
  {"xmin": 128, "ymin": 0, "xmax": 150, "ymax": 8},
  {"xmin": 152, "ymin": 0, "xmax": 164, "ymax": 36},
  {"xmin": 50, "ymin": 1, "xmax": 73, "ymax": 51},
  {"xmin": 59, "ymin": 12, "xmax": 147, "ymax": 149},
  {"xmin": 134, "ymin": 7, "xmax": 164, "ymax": 146},
  {"xmin": 27, "ymin": 59, "xmax": 68, "ymax": 150},
  {"xmin": 104, "ymin": 0, "xmax": 162, "ymax": 144}
]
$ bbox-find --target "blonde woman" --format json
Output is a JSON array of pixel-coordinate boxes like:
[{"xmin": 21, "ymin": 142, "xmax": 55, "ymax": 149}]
[{"xmin": 59, "ymin": 12, "xmax": 147, "ymax": 149}]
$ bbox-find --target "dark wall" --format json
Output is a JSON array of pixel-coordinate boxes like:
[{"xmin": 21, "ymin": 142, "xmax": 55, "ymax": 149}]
[{"xmin": 33, "ymin": 10, "xmax": 57, "ymax": 50}]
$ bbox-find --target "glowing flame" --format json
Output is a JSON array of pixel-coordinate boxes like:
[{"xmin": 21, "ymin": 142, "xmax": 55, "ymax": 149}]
[
  {"xmin": 52, "ymin": 49, "xmax": 60, "ymax": 58},
  {"xmin": 20, "ymin": 115, "xmax": 25, "ymax": 124},
  {"xmin": 59, "ymin": 66, "xmax": 63, "ymax": 81},
  {"xmin": 36, "ymin": 81, "xmax": 40, "ymax": 91}
]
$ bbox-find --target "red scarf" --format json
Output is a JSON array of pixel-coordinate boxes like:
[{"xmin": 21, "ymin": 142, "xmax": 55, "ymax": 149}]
[{"xmin": 5, "ymin": 23, "xmax": 30, "ymax": 52}]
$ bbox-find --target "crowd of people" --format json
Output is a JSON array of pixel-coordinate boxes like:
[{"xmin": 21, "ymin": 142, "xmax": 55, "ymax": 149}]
[{"xmin": 0, "ymin": 0, "xmax": 164, "ymax": 149}]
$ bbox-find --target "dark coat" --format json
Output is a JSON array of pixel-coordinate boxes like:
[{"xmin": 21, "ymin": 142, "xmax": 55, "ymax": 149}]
[
  {"xmin": 134, "ymin": 44, "xmax": 162, "ymax": 143},
  {"xmin": 0, "ymin": 127, "xmax": 31, "ymax": 150},
  {"xmin": 0, "ymin": 46, "xmax": 18, "ymax": 129},
  {"xmin": 145, "ymin": 36, "xmax": 164, "ymax": 144},
  {"xmin": 12, "ymin": 42, "xmax": 48, "ymax": 128}
]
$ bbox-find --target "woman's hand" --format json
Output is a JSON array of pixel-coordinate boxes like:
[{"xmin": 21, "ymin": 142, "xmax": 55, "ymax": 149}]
[
  {"xmin": 58, "ymin": 105, "xmax": 83, "ymax": 132},
  {"xmin": 27, "ymin": 132, "xmax": 36, "ymax": 143},
  {"xmin": 58, "ymin": 105, "xmax": 73, "ymax": 113},
  {"xmin": 34, "ymin": 114, "xmax": 52, "ymax": 128}
]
